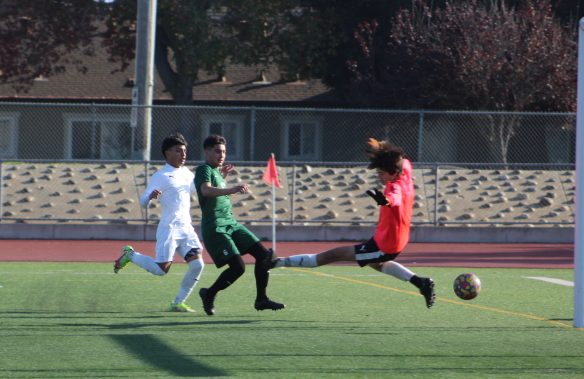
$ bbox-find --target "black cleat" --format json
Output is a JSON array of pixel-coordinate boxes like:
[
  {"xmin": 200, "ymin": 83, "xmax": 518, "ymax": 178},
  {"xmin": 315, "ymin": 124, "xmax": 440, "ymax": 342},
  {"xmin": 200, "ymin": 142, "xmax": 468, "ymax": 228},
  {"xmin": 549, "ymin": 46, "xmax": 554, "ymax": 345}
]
[
  {"xmin": 269, "ymin": 257, "xmax": 281, "ymax": 269},
  {"xmin": 419, "ymin": 277, "xmax": 436, "ymax": 309},
  {"xmin": 254, "ymin": 298, "xmax": 285, "ymax": 311},
  {"xmin": 199, "ymin": 288, "xmax": 215, "ymax": 316}
]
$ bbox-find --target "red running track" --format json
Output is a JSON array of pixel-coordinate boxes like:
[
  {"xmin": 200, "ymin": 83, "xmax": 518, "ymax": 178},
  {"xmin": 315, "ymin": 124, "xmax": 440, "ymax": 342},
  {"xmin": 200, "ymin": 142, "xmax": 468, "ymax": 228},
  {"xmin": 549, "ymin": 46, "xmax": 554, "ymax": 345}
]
[{"xmin": 0, "ymin": 240, "xmax": 574, "ymax": 269}]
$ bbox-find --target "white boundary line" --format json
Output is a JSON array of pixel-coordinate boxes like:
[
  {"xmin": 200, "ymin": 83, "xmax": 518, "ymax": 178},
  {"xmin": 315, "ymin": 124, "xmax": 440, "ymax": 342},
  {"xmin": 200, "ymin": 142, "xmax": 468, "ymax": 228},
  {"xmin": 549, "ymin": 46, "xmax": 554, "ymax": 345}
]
[{"xmin": 524, "ymin": 276, "xmax": 574, "ymax": 287}]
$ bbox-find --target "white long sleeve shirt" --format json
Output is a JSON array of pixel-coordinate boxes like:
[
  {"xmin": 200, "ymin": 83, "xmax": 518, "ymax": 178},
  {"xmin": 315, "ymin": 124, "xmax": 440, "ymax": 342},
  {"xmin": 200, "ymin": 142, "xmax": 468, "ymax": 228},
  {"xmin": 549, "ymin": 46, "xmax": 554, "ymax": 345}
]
[{"xmin": 140, "ymin": 164, "xmax": 195, "ymax": 228}]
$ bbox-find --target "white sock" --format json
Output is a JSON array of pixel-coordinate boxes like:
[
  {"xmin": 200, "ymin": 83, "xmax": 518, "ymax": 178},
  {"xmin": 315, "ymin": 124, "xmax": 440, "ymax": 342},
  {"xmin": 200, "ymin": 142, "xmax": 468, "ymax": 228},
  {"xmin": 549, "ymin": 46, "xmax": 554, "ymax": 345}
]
[
  {"xmin": 174, "ymin": 258, "xmax": 204, "ymax": 304},
  {"xmin": 381, "ymin": 261, "xmax": 415, "ymax": 281},
  {"xmin": 131, "ymin": 251, "xmax": 165, "ymax": 276},
  {"xmin": 277, "ymin": 254, "xmax": 318, "ymax": 268}
]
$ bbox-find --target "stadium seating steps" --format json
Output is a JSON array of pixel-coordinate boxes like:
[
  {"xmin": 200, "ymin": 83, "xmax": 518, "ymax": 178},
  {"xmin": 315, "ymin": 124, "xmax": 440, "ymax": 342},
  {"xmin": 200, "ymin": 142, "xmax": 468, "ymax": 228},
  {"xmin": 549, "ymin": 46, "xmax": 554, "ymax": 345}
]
[{"xmin": 0, "ymin": 162, "xmax": 575, "ymax": 227}]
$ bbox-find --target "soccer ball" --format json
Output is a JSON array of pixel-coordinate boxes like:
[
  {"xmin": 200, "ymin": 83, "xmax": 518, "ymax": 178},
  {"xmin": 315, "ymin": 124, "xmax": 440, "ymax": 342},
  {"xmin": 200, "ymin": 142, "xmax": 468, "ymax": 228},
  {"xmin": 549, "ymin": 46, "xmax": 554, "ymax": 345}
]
[{"xmin": 453, "ymin": 273, "xmax": 481, "ymax": 300}]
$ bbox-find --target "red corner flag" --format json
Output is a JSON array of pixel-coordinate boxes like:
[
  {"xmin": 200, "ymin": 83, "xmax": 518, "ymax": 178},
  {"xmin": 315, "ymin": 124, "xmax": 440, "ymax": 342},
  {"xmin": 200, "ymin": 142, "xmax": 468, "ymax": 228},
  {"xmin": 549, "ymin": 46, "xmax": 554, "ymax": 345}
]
[{"xmin": 263, "ymin": 153, "xmax": 283, "ymax": 188}]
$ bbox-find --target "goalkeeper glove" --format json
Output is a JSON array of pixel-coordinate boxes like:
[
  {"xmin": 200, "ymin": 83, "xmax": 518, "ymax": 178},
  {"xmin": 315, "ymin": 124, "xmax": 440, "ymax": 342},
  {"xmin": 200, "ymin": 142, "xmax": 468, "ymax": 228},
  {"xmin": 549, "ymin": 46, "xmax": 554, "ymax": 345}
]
[{"xmin": 366, "ymin": 188, "xmax": 389, "ymax": 206}]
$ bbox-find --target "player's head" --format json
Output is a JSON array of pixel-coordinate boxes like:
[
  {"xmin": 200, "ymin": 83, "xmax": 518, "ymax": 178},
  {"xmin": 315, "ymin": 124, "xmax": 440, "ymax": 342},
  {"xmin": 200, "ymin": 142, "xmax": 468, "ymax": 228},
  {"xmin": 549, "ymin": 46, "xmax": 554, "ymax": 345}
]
[
  {"xmin": 368, "ymin": 142, "xmax": 405, "ymax": 183},
  {"xmin": 161, "ymin": 133, "xmax": 187, "ymax": 157},
  {"xmin": 203, "ymin": 134, "xmax": 226, "ymax": 150},
  {"xmin": 203, "ymin": 134, "xmax": 226, "ymax": 167},
  {"xmin": 161, "ymin": 133, "xmax": 187, "ymax": 167}
]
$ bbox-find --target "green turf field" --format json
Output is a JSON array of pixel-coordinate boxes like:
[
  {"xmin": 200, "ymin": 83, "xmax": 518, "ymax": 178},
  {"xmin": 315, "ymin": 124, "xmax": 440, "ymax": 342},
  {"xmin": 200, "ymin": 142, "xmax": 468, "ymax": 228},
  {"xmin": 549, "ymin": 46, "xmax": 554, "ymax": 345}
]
[{"xmin": 0, "ymin": 262, "xmax": 582, "ymax": 378}]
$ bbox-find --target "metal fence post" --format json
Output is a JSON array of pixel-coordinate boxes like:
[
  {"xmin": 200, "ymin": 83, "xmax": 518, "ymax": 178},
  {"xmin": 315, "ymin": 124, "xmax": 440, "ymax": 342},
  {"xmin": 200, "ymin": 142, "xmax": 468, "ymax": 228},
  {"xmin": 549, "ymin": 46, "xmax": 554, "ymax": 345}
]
[
  {"xmin": 0, "ymin": 160, "xmax": 3, "ymax": 222},
  {"xmin": 290, "ymin": 164, "xmax": 296, "ymax": 225},
  {"xmin": 417, "ymin": 112, "xmax": 425, "ymax": 161},
  {"xmin": 91, "ymin": 103, "xmax": 98, "ymax": 157},
  {"xmin": 250, "ymin": 107, "xmax": 256, "ymax": 160},
  {"xmin": 143, "ymin": 160, "xmax": 149, "ymax": 223},
  {"xmin": 433, "ymin": 163, "xmax": 439, "ymax": 226}
]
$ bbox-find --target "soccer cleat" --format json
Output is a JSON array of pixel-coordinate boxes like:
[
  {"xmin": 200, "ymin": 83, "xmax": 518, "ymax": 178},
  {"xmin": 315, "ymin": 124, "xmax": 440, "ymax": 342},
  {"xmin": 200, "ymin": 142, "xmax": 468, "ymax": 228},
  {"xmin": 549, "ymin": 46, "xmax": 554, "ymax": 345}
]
[
  {"xmin": 169, "ymin": 302, "xmax": 196, "ymax": 313},
  {"xmin": 419, "ymin": 277, "xmax": 436, "ymax": 309},
  {"xmin": 254, "ymin": 298, "xmax": 286, "ymax": 311},
  {"xmin": 113, "ymin": 245, "xmax": 134, "ymax": 274},
  {"xmin": 269, "ymin": 257, "xmax": 281, "ymax": 269},
  {"xmin": 199, "ymin": 288, "xmax": 215, "ymax": 316}
]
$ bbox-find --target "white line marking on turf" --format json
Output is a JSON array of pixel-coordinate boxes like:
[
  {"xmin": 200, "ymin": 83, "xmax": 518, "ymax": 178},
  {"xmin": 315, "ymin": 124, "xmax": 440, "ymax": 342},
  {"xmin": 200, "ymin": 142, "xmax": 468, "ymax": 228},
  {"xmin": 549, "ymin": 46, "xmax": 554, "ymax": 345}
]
[{"xmin": 524, "ymin": 276, "xmax": 574, "ymax": 287}]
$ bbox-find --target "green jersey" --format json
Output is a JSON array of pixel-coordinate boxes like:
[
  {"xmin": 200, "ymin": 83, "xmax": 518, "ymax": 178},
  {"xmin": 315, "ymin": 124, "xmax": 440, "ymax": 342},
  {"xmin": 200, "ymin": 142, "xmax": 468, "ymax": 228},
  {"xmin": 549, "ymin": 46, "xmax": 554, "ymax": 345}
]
[
  {"xmin": 195, "ymin": 163, "xmax": 236, "ymax": 228},
  {"xmin": 194, "ymin": 162, "xmax": 259, "ymax": 267}
]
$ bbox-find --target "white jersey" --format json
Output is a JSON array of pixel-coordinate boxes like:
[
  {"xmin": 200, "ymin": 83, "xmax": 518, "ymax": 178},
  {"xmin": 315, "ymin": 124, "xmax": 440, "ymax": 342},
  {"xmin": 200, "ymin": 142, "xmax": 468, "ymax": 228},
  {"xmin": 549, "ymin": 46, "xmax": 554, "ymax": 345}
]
[
  {"xmin": 140, "ymin": 164, "xmax": 195, "ymax": 228},
  {"xmin": 140, "ymin": 163, "xmax": 202, "ymax": 262}
]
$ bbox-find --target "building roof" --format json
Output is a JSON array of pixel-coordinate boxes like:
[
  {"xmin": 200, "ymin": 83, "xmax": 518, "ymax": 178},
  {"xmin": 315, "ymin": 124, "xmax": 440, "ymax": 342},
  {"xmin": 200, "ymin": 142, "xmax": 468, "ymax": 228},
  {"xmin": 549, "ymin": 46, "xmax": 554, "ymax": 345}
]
[{"xmin": 0, "ymin": 40, "xmax": 343, "ymax": 105}]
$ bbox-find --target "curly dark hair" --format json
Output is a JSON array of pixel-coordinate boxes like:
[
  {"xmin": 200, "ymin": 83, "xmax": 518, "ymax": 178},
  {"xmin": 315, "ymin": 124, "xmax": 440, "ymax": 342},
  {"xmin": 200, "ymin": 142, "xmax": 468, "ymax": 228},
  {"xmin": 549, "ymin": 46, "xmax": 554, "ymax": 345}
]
[
  {"xmin": 161, "ymin": 133, "xmax": 188, "ymax": 158},
  {"xmin": 368, "ymin": 143, "xmax": 405, "ymax": 175}
]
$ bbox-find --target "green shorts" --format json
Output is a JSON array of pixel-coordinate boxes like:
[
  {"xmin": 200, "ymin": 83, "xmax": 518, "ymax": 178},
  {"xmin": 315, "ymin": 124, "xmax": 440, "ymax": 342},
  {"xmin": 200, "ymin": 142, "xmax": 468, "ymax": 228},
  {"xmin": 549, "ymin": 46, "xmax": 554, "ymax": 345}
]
[{"xmin": 202, "ymin": 223, "xmax": 260, "ymax": 268}]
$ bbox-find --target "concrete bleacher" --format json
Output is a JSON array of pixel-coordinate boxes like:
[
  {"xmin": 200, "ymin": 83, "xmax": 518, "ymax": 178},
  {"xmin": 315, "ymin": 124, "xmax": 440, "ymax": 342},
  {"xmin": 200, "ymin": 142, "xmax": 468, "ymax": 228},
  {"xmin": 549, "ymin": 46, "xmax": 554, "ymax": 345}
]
[{"xmin": 0, "ymin": 162, "xmax": 575, "ymax": 228}]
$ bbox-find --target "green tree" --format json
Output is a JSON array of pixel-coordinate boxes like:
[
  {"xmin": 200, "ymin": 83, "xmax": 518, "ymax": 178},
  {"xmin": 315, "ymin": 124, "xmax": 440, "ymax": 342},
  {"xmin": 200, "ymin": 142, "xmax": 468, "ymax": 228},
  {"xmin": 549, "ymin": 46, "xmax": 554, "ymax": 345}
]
[
  {"xmin": 347, "ymin": 0, "xmax": 577, "ymax": 163},
  {"xmin": 0, "ymin": 0, "xmax": 413, "ymax": 104},
  {"xmin": 0, "ymin": 0, "xmax": 101, "ymax": 93}
]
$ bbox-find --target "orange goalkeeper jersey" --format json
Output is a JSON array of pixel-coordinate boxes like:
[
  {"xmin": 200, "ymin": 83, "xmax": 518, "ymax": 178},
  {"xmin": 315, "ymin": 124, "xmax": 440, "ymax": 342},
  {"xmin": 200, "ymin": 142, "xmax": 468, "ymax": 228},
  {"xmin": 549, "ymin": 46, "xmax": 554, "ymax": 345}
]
[{"xmin": 373, "ymin": 158, "xmax": 414, "ymax": 254}]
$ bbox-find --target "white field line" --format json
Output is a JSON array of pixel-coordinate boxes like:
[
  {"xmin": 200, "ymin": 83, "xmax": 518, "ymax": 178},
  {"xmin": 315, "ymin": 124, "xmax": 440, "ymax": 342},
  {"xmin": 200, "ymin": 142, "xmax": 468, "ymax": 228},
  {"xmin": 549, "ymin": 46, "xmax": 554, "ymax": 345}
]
[
  {"xmin": 0, "ymin": 269, "xmax": 383, "ymax": 278},
  {"xmin": 523, "ymin": 276, "xmax": 574, "ymax": 287}
]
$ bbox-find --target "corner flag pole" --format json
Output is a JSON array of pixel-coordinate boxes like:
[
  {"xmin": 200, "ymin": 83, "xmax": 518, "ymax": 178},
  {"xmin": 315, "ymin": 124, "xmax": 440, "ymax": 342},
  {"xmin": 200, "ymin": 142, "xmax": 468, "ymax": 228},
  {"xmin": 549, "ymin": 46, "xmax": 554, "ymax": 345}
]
[
  {"xmin": 574, "ymin": 17, "xmax": 584, "ymax": 328},
  {"xmin": 263, "ymin": 153, "xmax": 282, "ymax": 254},
  {"xmin": 271, "ymin": 177, "xmax": 277, "ymax": 254}
]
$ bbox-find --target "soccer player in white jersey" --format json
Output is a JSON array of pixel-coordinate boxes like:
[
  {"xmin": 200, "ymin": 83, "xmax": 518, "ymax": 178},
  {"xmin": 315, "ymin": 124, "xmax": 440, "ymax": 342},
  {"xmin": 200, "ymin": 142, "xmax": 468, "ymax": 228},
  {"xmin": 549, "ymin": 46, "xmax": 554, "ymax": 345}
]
[{"xmin": 113, "ymin": 133, "xmax": 205, "ymax": 313}]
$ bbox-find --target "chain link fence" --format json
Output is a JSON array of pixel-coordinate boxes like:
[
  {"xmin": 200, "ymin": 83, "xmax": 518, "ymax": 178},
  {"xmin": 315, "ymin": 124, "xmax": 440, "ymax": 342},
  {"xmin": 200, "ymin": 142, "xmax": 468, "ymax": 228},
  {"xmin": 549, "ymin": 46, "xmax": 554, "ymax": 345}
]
[
  {"xmin": 0, "ymin": 103, "xmax": 575, "ymax": 164},
  {"xmin": 0, "ymin": 103, "xmax": 576, "ymax": 227}
]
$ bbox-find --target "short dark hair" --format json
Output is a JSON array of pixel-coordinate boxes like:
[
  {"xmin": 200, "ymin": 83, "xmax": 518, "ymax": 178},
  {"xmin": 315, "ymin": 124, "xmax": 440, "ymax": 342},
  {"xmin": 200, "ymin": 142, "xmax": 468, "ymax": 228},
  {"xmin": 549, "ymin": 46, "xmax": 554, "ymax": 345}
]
[
  {"xmin": 203, "ymin": 134, "xmax": 226, "ymax": 149},
  {"xmin": 368, "ymin": 143, "xmax": 405, "ymax": 175},
  {"xmin": 161, "ymin": 133, "xmax": 187, "ymax": 158}
]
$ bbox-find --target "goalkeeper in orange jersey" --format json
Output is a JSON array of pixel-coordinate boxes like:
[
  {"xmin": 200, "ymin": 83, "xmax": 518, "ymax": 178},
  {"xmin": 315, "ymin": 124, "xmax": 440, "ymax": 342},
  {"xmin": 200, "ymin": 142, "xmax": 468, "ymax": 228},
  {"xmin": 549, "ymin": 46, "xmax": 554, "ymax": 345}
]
[{"xmin": 271, "ymin": 138, "xmax": 436, "ymax": 308}]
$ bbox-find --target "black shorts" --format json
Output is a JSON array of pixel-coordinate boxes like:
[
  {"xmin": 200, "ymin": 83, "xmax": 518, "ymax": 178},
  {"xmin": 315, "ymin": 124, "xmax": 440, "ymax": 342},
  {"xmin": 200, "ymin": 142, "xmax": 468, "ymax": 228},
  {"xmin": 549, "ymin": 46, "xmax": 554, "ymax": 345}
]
[{"xmin": 354, "ymin": 238, "xmax": 399, "ymax": 267}]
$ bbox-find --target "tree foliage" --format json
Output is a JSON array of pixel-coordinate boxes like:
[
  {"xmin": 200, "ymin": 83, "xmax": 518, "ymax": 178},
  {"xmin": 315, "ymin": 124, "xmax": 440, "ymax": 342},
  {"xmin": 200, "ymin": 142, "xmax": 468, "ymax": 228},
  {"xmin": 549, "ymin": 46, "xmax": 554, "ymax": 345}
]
[
  {"xmin": 0, "ymin": 0, "xmax": 579, "ymax": 111},
  {"xmin": 0, "ymin": 0, "xmax": 102, "ymax": 92},
  {"xmin": 347, "ymin": 0, "xmax": 577, "ymax": 112},
  {"xmin": 0, "ymin": 0, "xmax": 413, "ymax": 104}
]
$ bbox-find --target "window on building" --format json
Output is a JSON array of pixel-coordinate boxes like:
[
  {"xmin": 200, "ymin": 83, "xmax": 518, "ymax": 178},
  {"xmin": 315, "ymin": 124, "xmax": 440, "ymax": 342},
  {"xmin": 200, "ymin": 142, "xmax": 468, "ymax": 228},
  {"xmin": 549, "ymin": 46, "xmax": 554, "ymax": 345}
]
[
  {"xmin": 0, "ymin": 115, "xmax": 18, "ymax": 159},
  {"xmin": 66, "ymin": 117, "xmax": 133, "ymax": 159},
  {"xmin": 202, "ymin": 116, "xmax": 244, "ymax": 161},
  {"xmin": 283, "ymin": 120, "xmax": 321, "ymax": 161}
]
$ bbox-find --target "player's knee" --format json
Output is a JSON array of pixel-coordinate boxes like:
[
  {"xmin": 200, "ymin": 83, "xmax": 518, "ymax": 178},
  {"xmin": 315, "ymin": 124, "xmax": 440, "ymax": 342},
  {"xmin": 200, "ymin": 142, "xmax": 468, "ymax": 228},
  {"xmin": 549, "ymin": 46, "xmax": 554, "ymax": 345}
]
[
  {"xmin": 184, "ymin": 248, "xmax": 201, "ymax": 262},
  {"xmin": 188, "ymin": 257, "xmax": 204, "ymax": 270},
  {"xmin": 227, "ymin": 257, "xmax": 245, "ymax": 278},
  {"xmin": 232, "ymin": 263, "xmax": 245, "ymax": 278},
  {"xmin": 248, "ymin": 243, "xmax": 272, "ymax": 264}
]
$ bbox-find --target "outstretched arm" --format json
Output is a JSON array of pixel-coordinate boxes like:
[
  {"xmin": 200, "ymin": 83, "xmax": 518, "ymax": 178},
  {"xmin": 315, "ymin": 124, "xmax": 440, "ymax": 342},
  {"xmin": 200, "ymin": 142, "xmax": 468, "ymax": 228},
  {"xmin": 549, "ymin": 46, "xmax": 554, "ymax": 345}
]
[{"xmin": 199, "ymin": 181, "xmax": 249, "ymax": 198}]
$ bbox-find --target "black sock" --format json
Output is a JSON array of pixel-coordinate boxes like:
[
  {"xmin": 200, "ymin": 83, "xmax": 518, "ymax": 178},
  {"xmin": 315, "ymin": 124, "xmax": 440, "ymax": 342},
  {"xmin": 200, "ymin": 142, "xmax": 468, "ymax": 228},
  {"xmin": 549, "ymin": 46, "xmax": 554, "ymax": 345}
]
[
  {"xmin": 410, "ymin": 275, "xmax": 423, "ymax": 289},
  {"xmin": 254, "ymin": 261, "xmax": 269, "ymax": 301},
  {"xmin": 208, "ymin": 256, "xmax": 245, "ymax": 297},
  {"xmin": 247, "ymin": 242, "xmax": 271, "ymax": 301}
]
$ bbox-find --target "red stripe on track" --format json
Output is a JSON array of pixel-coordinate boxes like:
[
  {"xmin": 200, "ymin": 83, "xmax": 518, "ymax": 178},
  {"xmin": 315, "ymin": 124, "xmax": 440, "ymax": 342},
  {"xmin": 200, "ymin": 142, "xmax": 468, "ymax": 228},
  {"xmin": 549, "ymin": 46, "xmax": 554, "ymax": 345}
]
[{"xmin": 0, "ymin": 240, "xmax": 573, "ymax": 268}]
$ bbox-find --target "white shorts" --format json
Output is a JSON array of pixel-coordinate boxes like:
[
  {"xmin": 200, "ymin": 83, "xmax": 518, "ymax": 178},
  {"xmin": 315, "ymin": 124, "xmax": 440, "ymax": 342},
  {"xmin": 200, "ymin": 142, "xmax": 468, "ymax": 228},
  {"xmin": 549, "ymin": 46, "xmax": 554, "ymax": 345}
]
[{"xmin": 155, "ymin": 224, "xmax": 202, "ymax": 263}]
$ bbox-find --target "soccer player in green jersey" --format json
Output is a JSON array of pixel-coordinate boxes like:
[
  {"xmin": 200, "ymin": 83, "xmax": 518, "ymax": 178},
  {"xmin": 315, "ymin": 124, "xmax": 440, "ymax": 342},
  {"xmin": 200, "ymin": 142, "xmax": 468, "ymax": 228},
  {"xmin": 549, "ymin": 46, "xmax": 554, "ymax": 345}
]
[{"xmin": 195, "ymin": 134, "xmax": 285, "ymax": 315}]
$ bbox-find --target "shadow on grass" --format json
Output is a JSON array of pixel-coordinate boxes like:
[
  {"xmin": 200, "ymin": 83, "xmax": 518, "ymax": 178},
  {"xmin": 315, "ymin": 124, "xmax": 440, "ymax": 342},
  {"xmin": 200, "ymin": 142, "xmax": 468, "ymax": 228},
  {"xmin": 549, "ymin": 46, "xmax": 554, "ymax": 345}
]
[
  {"xmin": 110, "ymin": 334, "xmax": 227, "ymax": 377},
  {"xmin": 0, "ymin": 311, "xmax": 169, "ymax": 319},
  {"xmin": 58, "ymin": 319, "xmax": 258, "ymax": 330}
]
